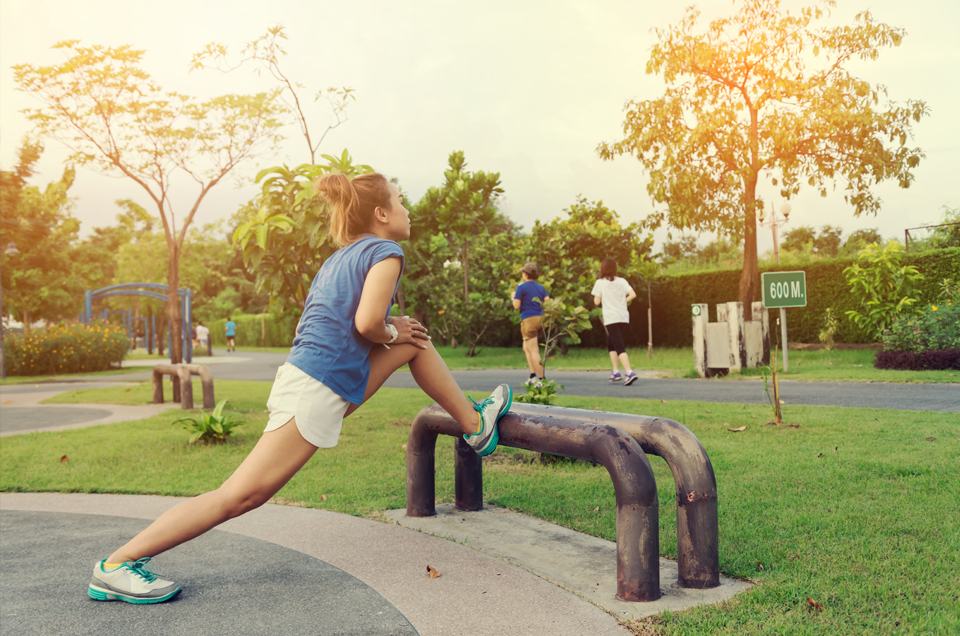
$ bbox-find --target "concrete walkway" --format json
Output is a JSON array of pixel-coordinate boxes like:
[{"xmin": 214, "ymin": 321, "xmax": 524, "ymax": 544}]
[{"xmin": 1, "ymin": 493, "xmax": 642, "ymax": 636}]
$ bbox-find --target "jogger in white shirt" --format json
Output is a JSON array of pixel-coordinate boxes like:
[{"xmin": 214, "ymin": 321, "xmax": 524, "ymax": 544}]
[{"xmin": 590, "ymin": 258, "xmax": 638, "ymax": 386}]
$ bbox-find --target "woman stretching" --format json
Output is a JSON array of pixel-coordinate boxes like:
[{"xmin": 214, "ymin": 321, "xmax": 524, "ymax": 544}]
[
  {"xmin": 88, "ymin": 172, "xmax": 512, "ymax": 603},
  {"xmin": 591, "ymin": 258, "xmax": 638, "ymax": 386}
]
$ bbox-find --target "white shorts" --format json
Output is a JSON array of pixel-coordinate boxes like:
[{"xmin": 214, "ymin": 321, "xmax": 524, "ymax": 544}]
[{"xmin": 264, "ymin": 363, "xmax": 350, "ymax": 448}]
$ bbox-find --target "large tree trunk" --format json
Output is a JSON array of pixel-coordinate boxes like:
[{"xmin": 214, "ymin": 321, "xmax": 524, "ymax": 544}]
[
  {"xmin": 739, "ymin": 180, "xmax": 759, "ymax": 322},
  {"xmin": 740, "ymin": 107, "xmax": 760, "ymax": 323},
  {"xmin": 167, "ymin": 243, "xmax": 183, "ymax": 364}
]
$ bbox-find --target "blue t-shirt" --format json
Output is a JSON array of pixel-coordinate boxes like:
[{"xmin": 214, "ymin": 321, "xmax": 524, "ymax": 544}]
[
  {"xmin": 224, "ymin": 321, "xmax": 237, "ymax": 337},
  {"xmin": 286, "ymin": 235, "xmax": 404, "ymax": 405},
  {"xmin": 515, "ymin": 281, "xmax": 547, "ymax": 320}
]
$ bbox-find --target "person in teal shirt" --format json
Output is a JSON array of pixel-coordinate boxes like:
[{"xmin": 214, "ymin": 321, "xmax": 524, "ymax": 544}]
[{"xmin": 224, "ymin": 317, "xmax": 237, "ymax": 352}]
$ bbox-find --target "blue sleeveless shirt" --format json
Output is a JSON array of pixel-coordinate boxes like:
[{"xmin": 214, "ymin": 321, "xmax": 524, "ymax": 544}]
[{"xmin": 286, "ymin": 235, "xmax": 404, "ymax": 405}]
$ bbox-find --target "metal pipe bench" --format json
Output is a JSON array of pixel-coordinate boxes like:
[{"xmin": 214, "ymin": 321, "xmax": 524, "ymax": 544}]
[
  {"xmin": 152, "ymin": 364, "xmax": 215, "ymax": 410},
  {"xmin": 406, "ymin": 403, "xmax": 662, "ymax": 602}
]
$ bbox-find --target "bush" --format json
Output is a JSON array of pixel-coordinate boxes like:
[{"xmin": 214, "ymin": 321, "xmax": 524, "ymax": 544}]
[
  {"xmin": 874, "ymin": 349, "xmax": 960, "ymax": 370},
  {"xmin": 628, "ymin": 247, "xmax": 960, "ymax": 347},
  {"xmin": 881, "ymin": 299, "xmax": 960, "ymax": 354},
  {"xmin": 3, "ymin": 320, "xmax": 128, "ymax": 376}
]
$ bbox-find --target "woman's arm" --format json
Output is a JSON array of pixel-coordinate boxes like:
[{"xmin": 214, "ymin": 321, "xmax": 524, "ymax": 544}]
[
  {"xmin": 355, "ymin": 257, "xmax": 429, "ymax": 348},
  {"xmin": 626, "ymin": 289, "xmax": 637, "ymax": 303},
  {"xmin": 594, "ymin": 295, "xmax": 602, "ymax": 307}
]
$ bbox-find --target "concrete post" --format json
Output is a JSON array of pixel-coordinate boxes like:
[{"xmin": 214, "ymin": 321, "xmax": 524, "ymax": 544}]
[
  {"xmin": 726, "ymin": 302, "xmax": 745, "ymax": 370},
  {"xmin": 691, "ymin": 304, "xmax": 708, "ymax": 378}
]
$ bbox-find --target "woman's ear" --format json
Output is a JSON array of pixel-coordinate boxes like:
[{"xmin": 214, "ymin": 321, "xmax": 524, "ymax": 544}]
[{"xmin": 374, "ymin": 206, "xmax": 388, "ymax": 224}]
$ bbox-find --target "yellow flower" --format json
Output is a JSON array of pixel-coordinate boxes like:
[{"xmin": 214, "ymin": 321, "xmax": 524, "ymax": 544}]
[{"xmin": 931, "ymin": 306, "xmax": 937, "ymax": 311}]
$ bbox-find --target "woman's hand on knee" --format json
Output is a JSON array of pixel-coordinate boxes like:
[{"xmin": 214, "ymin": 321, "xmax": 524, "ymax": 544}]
[{"xmin": 387, "ymin": 316, "xmax": 431, "ymax": 349}]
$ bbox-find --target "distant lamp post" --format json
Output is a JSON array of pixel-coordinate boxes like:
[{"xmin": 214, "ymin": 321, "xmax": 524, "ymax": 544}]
[
  {"xmin": 758, "ymin": 203, "xmax": 792, "ymax": 371},
  {"xmin": 759, "ymin": 201, "xmax": 791, "ymax": 265},
  {"xmin": 1, "ymin": 242, "xmax": 21, "ymax": 381}
]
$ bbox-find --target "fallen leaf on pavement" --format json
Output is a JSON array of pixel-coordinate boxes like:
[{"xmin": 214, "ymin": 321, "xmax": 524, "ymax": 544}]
[
  {"xmin": 2, "ymin": 400, "xmax": 11, "ymax": 404},
  {"xmin": 60, "ymin": 455, "xmax": 69, "ymax": 463},
  {"xmin": 426, "ymin": 565, "xmax": 442, "ymax": 579},
  {"xmin": 779, "ymin": 400, "xmax": 785, "ymax": 404},
  {"xmin": 806, "ymin": 597, "xmax": 823, "ymax": 611},
  {"xmin": 728, "ymin": 426, "xmax": 746, "ymax": 432}
]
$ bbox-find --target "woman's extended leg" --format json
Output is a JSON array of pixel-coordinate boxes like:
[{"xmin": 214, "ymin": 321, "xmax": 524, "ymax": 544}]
[
  {"xmin": 106, "ymin": 418, "xmax": 318, "ymax": 564},
  {"xmin": 348, "ymin": 340, "xmax": 479, "ymax": 434}
]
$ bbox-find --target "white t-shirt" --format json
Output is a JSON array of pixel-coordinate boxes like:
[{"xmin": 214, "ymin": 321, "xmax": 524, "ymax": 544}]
[
  {"xmin": 196, "ymin": 325, "xmax": 210, "ymax": 342},
  {"xmin": 590, "ymin": 277, "xmax": 634, "ymax": 325}
]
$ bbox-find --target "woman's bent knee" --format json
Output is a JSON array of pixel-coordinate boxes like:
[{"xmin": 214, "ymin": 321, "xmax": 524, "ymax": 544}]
[{"xmin": 216, "ymin": 486, "xmax": 272, "ymax": 519}]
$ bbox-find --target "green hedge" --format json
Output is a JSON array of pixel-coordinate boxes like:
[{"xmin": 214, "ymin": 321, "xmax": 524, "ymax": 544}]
[
  {"xmin": 3, "ymin": 320, "xmax": 128, "ymax": 376},
  {"xmin": 622, "ymin": 247, "xmax": 960, "ymax": 348},
  {"xmin": 207, "ymin": 313, "xmax": 299, "ymax": 348}
]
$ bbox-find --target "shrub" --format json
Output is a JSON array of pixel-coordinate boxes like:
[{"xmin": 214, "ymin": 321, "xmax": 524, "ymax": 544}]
[
  {"xmin": 874, "ymin": 349, "xmax": 960, "ymax": 370},
  {"xmin": 3, "ymin": 320, "xmax": 128, "ymax": 376},
  {"xmin": 515, "ymin": 380, "xmax": 564, "ymax": 405},
  {"xmin": 172, "ymin": 399, "xmax": 244, "ymax": 445},
  {"xmin": 880, "ymin": 300, "xmax": 960, "ymax": 354}
]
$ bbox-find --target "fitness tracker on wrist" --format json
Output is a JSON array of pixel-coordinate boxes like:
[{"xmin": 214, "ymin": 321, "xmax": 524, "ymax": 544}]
[{"xmin": 385, "ymin": 323, "xmax": 399, "ymax": 344}]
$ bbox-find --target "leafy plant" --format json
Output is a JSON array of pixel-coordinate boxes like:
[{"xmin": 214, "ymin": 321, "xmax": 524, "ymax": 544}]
[
  {"xmin": 172, "ymin": 399, "xmax": 244, "ymax": 445},
  {"xmin": 939, "ymin": 277, "xmax": 960, "ymax": 300},
  {"xmin": 515, "ymin": 379, "xmax": 564, "ymax": 406},
  {"xmin": 817, "ymin": 308, "xmax": 839, "ymax": 350},
  {"xmin": 844, "ymin": 241, "xmax": 923, "ymax": 341},
  {"xmin": 539, "ymin": 296, "xmax": 593, "ymax": 378},
  {"xmin": 880, "ymin": 300, "xmax": 960, "ymax": 354}
]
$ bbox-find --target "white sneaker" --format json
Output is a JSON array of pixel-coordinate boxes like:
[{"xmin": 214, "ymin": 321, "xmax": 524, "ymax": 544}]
[
  {"xmin": 88, "ymin": 558, "xmax": 182, "ymax": 604},
  {"xmin": 464, "ymin": 384, "xmax": 512, "ymax": 456}
]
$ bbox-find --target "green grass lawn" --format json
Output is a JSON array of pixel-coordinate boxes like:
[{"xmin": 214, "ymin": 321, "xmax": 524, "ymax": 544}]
[
  {"xmin": 429, "ymin": 345, "xmax": 958, "ymax": 384},
  {"xmin": 3, "ymin": 381, "xmax": 957, "ymax": 635},
  {"xmin": 0, "ymin": 366, "xmax": 155, "ymax": 386}
]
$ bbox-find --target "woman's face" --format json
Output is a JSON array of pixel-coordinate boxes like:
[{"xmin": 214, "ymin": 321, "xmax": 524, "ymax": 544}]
[{"xmin": 381, "ymin": 182, "xmax": 411, "ymax": 241}]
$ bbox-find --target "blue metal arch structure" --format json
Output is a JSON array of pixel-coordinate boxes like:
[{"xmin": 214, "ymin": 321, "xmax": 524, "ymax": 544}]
[{"xmin": 84, "ymin": 283, "xmax": 193, "ymax": 362}]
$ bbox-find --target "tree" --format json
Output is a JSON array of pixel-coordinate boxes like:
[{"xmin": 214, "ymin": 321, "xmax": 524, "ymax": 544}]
[
  {"xmin": 0, "ymin": 142, "xmax": 89, "ymax": 324},
  {"xmin": 403, "ymin": 152, "xmax": 516, "ymax": 355},
  {"xmin": 844, "ymin": 240, "xmax": 922, "ymax": 340},
  {"xmin": 598, "ymin": 0, "xmax": 927, "ymax": 319},
  {"xmin": 232, "ymin": 151, "xmax": 374, "ymax": 312},
  {"xmin": 14, "ymin": 41, "xmax": 285, "ymax": 362},
  {"xmin": 191, "ymin": 26, "xmax": 355, "ymax": 165}
]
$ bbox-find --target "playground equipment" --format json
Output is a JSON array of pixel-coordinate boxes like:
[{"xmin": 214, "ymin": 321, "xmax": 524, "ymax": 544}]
[
  {"xmin": 404, "ymin": 402, "xmax": 721, "ymax": 601},
  {"xmin": 83, "ymin": 283, "xmax": 193, "ymax": 362},
  {"xmin": 152, "ymin": 364, "xmax": 215, "ymax": 410}
]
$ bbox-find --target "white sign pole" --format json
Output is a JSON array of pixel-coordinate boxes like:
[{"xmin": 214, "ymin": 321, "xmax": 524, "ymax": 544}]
[{"xmin": 780, "ymin": 307, "xmax": 789, "ymax": 372}]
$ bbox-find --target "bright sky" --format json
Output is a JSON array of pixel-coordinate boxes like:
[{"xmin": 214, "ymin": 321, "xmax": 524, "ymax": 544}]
[{"xmin": 2, "ymin": 0, "xmax": 958, "ymax": 255}]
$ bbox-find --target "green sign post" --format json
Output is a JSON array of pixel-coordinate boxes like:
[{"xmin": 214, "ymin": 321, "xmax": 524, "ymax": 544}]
[{"xmin": 761, "ymin": 271, "xmax": 807, "ymax": 372}]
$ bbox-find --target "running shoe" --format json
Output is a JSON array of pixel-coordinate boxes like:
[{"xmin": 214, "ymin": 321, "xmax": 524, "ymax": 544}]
[
  {"xmin": 623, "ymin": 371, "xmax": 638, "ymax": 386},
  {"xmin": 464, "ymin": 383, "xmax": 513, "ymax": 456},
  {"xmin": 609, "ymin": 372, "xmax": 622, "ymax": 382},
  {"xmin": 88, "ymin": 558, "xmax": 181, "ymax": 604},
  {"xmin": 523, "ymin": 375, "xmax": 538, "ymax": 387}
]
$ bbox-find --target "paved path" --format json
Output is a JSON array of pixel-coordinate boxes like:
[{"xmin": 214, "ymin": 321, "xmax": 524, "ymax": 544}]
[{"xmin": 32, "ymin": 348, "xmax": 958, "ymax": 412}]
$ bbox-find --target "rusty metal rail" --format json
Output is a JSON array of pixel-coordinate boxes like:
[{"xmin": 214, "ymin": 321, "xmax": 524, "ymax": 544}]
[
  {"xmin": 509, "ymin": 403, "xmax": 720, "ymax": 589},
  {"xmin": 406, "ymin": 403, "xmax": 661, "ymax": 602},
  {"xmin": 152, "ymin": 364, "xmax": 215, "ymax": 410}
]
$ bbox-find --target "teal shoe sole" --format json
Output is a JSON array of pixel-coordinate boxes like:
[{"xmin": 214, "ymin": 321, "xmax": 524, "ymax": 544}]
[{"xmin": 88, "ymin": 584, "xmax": 182, "ymax": 604}]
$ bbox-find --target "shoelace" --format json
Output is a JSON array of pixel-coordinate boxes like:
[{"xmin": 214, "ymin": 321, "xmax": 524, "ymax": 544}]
[
  {"xmin": 468, "ymin": 394, "xmax": 495, "ymax": 413},
  {"xmin": 126, "ymin": 558, "xmax": 160, "ymax": 583}
]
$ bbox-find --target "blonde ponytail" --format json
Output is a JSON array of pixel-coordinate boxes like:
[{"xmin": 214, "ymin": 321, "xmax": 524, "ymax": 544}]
[{"xmin": 315, "ymin": 172, "xmax": 391, "ymax": 246}]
